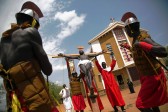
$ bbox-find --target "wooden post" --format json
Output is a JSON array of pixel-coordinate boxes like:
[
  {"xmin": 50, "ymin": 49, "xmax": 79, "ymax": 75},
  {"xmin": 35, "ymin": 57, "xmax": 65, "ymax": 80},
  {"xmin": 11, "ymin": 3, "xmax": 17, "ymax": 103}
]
[
  {"xmin": 89, "ymin": 91, "xmax": 100, "ymax": 112},
  {"xmin": 81, "ymin": 72, "xmax": 100, "ymax": 112},
  {"xmin": 88, "ymin": 71, "xmax": 100, "ymax": 112}
]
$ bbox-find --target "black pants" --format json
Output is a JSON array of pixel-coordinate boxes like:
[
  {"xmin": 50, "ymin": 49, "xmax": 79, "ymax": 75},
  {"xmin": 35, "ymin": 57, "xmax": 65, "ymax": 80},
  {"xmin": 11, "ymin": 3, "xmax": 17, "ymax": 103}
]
[{"xmin": 114, "ymin": 106, "xmax": 125, "ymax": 112}]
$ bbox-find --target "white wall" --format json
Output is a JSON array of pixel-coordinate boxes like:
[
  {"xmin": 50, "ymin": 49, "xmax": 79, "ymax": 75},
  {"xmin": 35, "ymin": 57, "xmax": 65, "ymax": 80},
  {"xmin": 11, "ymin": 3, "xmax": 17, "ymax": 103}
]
[{"xmin": 91, "ymin": 40, "xmax": 106, "ymax": 89}]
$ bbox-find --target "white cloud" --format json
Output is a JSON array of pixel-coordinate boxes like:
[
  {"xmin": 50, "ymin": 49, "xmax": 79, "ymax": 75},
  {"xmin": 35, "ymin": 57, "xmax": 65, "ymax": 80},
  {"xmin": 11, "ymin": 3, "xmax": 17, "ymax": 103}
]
[
  {"xmin": 53, "ymin": 64, "xmax": 67, "ymax": 71},
  {"xmin": 54, "ymin": 11, "xmax": 75, "ymax": 22},
  {"xmin": 34, "ymin": 0, "xmax": 55, "ymax": 14},
  {"xmin": 54, "ymin": 80, "xmax": 62, "ymax": 85},
  {"xmin": 43, "ymin": 36, "xmax": 63, "ymax": 54},
  {"xmin": 54, "ymin": 10, "xmax": 86, "ymax": 40},
  {"xmin": 35, "ymin": 0, "xmax": 68, "ymax": 28}
]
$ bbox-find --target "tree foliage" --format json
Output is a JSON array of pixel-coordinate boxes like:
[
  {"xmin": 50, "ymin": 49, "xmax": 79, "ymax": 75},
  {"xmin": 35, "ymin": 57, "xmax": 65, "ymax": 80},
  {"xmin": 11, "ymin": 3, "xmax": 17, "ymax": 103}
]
[{"xmin": 48, "ymin": 81, "xmax": 63, "ymax": 104}]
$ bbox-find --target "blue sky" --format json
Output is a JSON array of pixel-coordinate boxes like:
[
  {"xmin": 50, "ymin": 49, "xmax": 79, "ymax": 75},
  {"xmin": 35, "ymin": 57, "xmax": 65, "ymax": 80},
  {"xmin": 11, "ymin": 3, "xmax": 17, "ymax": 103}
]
[{"xmin": 0, "ymin": 0, "xmax": 168, "ymax": 86}]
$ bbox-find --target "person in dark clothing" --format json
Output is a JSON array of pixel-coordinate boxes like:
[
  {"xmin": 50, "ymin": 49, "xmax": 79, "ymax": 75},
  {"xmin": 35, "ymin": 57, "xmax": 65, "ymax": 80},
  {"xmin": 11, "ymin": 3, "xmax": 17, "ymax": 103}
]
[
  {"xmin": 0, "ymin": 1, "xmax": 58, "ymax": 112},
  {"xmin": 127, "ymin": 79, "xmax": 135, "ymax": 93}
]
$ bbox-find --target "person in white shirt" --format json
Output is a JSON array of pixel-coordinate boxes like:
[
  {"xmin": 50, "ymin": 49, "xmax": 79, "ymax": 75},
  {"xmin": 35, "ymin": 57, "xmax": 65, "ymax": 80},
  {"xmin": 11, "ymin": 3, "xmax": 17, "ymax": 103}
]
[{"xmin": 59, "ymin": 84, "xmax": 73, "ymax": 112}]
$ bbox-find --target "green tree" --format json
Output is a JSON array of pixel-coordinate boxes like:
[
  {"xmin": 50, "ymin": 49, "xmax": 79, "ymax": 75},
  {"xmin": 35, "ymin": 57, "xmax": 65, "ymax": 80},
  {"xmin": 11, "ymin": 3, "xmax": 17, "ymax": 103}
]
[{"xmin": 48, "ymin": 81, "xmax": 63, "ymax": 104}]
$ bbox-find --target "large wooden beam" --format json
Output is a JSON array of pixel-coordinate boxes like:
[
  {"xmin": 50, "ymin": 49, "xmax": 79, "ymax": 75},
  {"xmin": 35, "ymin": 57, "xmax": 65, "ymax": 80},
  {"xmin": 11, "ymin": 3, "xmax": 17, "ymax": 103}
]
[{"xmin": 50, "ymin": 52, "xmax": 111, "ymax": 58}]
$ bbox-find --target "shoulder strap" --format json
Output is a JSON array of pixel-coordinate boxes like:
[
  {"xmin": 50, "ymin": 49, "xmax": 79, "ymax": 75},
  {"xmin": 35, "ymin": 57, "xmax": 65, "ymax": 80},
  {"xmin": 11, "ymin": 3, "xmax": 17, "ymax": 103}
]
[{"xmin": 138, "ymin": 32, "xmax": 151, "ymax": 41}]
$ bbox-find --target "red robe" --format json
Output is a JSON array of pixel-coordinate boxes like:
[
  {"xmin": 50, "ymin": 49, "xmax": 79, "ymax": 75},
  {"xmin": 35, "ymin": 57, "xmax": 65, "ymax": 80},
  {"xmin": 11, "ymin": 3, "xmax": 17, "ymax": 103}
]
[
  {"xmin": 95, "ymin": 59, "xmax": 125, "ymax": 107},
  {"xmin": 72, "ymin": 94, "xmax": 86, "ymax": 111},
  {"xmin": 132, "ymin": 39, "xmax": 168, "ymax": 108},
  {"xmin": 136, "ymin": 68, "xmax": 168, "ymax": 108}
]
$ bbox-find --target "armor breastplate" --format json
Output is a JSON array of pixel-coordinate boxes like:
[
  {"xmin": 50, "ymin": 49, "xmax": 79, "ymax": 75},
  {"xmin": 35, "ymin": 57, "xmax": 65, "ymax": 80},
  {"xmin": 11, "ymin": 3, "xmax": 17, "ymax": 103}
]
[
  {"xmin": 70, "ymin": 78, "xmax": 82, "ymax": 95},
  {"xmin": 132, "ymin": 33, "xmax": 161, "ymax": 76}
]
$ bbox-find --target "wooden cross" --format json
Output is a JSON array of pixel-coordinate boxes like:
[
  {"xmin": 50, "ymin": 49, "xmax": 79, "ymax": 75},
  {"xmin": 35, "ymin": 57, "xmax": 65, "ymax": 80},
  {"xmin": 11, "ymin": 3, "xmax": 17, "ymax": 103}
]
[{"xmin": 50, "ymin": 47, "xmax": 110, "ymax": 112}]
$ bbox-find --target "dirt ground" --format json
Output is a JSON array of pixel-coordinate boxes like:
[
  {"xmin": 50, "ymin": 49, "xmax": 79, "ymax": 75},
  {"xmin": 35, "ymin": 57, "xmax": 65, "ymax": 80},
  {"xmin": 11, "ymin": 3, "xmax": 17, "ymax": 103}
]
[{"xmin": 57, "ymin": 81, "xmax": 168, "ymax": 112}]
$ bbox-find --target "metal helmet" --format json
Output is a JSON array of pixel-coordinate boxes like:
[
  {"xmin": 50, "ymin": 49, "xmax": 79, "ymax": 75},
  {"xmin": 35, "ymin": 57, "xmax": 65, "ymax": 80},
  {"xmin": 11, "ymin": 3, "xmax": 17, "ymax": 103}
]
[
  {"xmin": 16, "ymin": 1, "xmax": 43, "ymax": 25},
  {"xmin": 121, "ymin": 12, "xmax": 139, "ymax": 26},
  {"xmin": 17, "ymin": 9, "xmax": 40, "ymax": 22},
  {"xmin": 121, "ymin": 12, "xmax": 140, "ymax": 37}
]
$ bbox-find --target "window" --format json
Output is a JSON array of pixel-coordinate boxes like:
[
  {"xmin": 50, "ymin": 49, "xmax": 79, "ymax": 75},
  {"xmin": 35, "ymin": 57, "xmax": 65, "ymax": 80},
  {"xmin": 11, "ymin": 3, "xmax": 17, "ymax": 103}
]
[
  {"xmin": 113, "ymin": 28, "xmax": 133, "ymax": 63},
  {"xmin": 114, "ymin": 28, "xmax": 126, "ymax": 40},
  {"xmin": 106, "ymin": 43, "xmax": 114, "ymax": 58}
]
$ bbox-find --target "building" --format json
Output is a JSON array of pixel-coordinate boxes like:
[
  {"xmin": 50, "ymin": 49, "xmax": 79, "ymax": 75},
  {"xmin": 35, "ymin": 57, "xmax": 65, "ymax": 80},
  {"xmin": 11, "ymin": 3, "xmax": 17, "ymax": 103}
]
[{"xmin": 88, "ymin": 20, "xmax": 147, "ymax": 93}]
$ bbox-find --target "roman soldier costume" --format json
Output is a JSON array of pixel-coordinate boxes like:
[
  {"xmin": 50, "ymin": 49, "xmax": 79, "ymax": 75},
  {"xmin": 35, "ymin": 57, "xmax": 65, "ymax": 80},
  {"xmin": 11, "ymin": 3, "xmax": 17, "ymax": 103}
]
[
  {"xmin": 70, "ymin": 72, "xmax": 86, "ymax": 111},
  {"xmin": 132, "ymin": 32, "xmax": 162, "ymax": 76},
  {"xmin": 0, "ymin": 1, "xmax": 58, "ymax": 112},
  {"xmin": 121, "ymin": 12, "xmax": 168, "ymax": 111}
]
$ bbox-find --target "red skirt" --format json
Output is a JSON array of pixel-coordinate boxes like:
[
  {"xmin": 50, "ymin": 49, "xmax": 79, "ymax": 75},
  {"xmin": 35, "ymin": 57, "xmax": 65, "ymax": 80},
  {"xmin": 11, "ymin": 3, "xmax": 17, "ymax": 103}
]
[
  {"xmin": 136, "ymin": 68, "xmax": 168, "ymax": 108},
  {"xmin": 72, "ymin": 94, "xmax": 86, "ymax": 111}
]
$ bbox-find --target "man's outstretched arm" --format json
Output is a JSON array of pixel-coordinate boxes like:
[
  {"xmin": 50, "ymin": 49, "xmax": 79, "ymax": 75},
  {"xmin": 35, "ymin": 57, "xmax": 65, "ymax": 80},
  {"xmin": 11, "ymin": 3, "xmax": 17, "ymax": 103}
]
[
  {"xmin": 58, "ymin": 53, "xmax": 79, "ymax": 59},
  {"xmin": 95, "ymin": 57, "xmax": 102, "ymax": 73},
  {"xmin": 110, "ymin": 56, "xmax": 116, "ymax": 71}
]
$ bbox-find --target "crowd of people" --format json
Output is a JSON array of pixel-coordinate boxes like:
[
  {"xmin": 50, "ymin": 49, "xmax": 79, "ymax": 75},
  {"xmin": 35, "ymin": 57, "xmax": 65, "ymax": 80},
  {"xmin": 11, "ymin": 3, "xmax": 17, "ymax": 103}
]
[{"xmin": 0, "ymin": 1, "xmax": 167, "ymax": 112}]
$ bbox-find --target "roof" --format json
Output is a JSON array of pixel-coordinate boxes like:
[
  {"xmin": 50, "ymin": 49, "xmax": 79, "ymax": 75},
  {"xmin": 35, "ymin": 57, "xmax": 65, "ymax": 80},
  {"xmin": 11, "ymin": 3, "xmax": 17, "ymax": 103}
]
[
  {"xmin": 88, "ymin": 21, "xmax": 148, "ymax": 44},
  {"xmin": 88, "ymin": 21, "xmax": 124, "ymax": 44}
]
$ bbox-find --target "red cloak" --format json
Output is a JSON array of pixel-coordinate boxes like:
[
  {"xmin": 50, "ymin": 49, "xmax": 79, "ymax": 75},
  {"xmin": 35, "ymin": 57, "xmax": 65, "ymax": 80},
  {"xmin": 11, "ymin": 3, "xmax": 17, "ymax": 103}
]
[
  {"xmin": 136, "ymin": 68, "xmax": 168, "ymax": 108},
  {"xmin": 95, "ymin": 59, "xmax": 125, "ymax": 107},
  {"xmin": 72, "ymin": 94, "xmax": 86, "ymax": 111}
]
